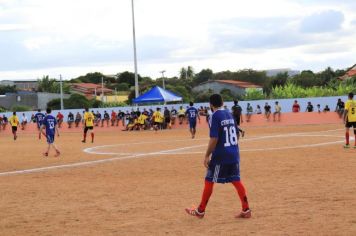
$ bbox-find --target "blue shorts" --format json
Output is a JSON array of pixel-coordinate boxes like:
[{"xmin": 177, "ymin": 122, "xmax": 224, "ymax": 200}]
[
  {"xmin": 189, "ymin": 120, "xmax": 197, "ymax": 129},
  {"xmin": 46, "ymin": 134, "xmax": 55, "ymax": 144},
  {"xmin": 205, "ymin": 163, "xmax": 240, "ymax": 183}
]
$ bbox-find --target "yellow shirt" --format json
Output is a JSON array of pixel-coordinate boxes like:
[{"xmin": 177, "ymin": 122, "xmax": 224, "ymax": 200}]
[
  {"xmin": 9, "ymin": 115, "xmax": 19, "ymax": 127},
  {"xmin": 84, "ymin": 112, "xmax": 95, "ymax": 127},
  {"xmin": 345, "ymin": 99, "xmax": 356, "ymax": 122},
  {"xmin": 178, "ymin": 109, "xmax": 185, "ymax": 116},
  {"xmin": 153, "ymin": 111, "xmax": 164, "ymax": 123},
  {"xmin": 137, "ymin": 114, "xmax": 147, "ymax": 125}
]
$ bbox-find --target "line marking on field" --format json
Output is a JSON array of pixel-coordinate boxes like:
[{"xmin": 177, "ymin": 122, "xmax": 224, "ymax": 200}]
[{"xmin": 0, "ymin": 128, "xmax": 351, "ymax": 177}]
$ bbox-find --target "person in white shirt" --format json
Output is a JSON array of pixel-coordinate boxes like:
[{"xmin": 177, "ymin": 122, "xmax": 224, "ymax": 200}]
[{"xmin": 21, "ymin": 113, "xmax": 28, "ymax": 130}]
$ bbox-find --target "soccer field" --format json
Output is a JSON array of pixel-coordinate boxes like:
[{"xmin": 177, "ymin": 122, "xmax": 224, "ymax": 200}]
[{"xmin": 0, "ymin": 124, "xmax": 355, "ymax": 235}]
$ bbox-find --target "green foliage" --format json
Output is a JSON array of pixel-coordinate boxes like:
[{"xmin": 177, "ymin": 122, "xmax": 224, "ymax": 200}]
[
  {"xmin": 193, "ymin": 89, "xmax": 214, "ymax": 103},
  {"xmin": 117, "ymin": 71, "xmax": 143, "ymax": 87},
  {"xmin": 0, "ymin": 85, "xmax": 17, "ymax": 95},
  {"xmin": 11, "ymin": 105, "xmax": 32, "ymax": 112},
  {"xmin": 220, "ymin": 89, "xmax": 235, "ymax": 102},
  {"xmin": 116, "ymin": 83, "xmax": 130, "ymax": 91},
  {"xmin": 37, "ymin": 75, "xmax": 70, "ymax": 93},
  {"xmin": 64, "ymin": 94, "xmax": 91, "ymax": 109},
  {"xmin": 0, "ymin": 106, "xmax": 7, "ymax": 112},
  {"xmin": 99, "ymin": 101, "xmax": 128, "ymax": 108},
  {"xmin": 46, "ymin": 98, "xmax": 61, "ymax": 110},
  {"xmin": 245, "ymin": 88, "xmax": 266, "ymax": 100},
  {"xmin": 71, "ymin": 72, "xmax": 115, "ymax": 84},
  {"xmin": 193, "ymin": 69, "xmax": 213, "ymax": 86}
]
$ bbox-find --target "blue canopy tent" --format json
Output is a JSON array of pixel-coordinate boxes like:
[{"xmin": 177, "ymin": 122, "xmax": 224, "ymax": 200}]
[{"xmin": 132, "ymin": 86, "xmax": 182, "ymax": 104}]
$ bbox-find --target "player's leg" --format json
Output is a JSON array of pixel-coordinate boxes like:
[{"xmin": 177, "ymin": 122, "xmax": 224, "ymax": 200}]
[
  {"xmin": 344, "ymin": 121, "xmax": 350, "ymax": 148},
  {"xmin": 43, "ymin": 143, "xmax": 50, "ymax": 157},
  {"xmin": 353, "ymin": 123, "xmax": 356, "ymax": 148},
  {"xmin": 52, "ymin": 143, "xmax": 61, "ymax": 157},
  {"xmin": 90, "ymin": 129, "xmax": 94, "ymax": 143},
  {"xmin": 185, "ymin": 180, "xmax": 213, "ymax": 218},
  {"xmin": 82, "ymin": 127, "xmax": 88, "ymax": 143},
  {"xmin": 232, "ymin": 181, "xmax": 251, "ymax": 218}
]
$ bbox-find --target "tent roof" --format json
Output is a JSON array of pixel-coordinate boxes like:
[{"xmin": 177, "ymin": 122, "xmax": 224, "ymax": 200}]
[{"xmin": 132, "ymin": 86, "xmax": 182, "ymax": 104}]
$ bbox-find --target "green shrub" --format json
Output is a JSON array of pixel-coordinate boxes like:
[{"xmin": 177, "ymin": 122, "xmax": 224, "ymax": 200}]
[
  {"xmin": 99, "ymin": 101, "xmax": 128, "ymax": 108},
  {"xmin": 11, "ymin": 105, "xmax": 32, "ymax": 112},
  {"xmin": 245, "ymin": 88, "xmax": 265, "ymax": 100}
]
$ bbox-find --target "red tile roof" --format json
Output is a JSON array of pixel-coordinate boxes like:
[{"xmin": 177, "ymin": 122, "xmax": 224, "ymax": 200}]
[
  {"xmin": 213, "ymin": 80, "xmax": 262, "ymax": 88},
  {"xmin": 339, "ymin": 64, "xmax": 356, "ymax": 80}
]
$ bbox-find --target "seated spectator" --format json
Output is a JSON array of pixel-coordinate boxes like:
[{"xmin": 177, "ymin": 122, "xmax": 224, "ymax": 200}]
[
  {"xmin": 323, "ymin": 105, "xmax": 330, "ymax": 112},
  {"xmin": 75, "ymin": 112, "xmax": 82, "ymax": 127},
  {"xmin": 306, "ymin": 102, "xmax": 314, "ymax": 112},
  {"xmin": 67, "ymin": 112, "xmax": 74, "ymax": 128},
  {"xmin": 273, "ymin": 101, "xmax": 282, "ymax": 122},
  {"xmin": 56, "ymin": 112, "xmax": 64, "ymax": 128},
  {"xmin": 335, "ymin": 98, "xmax": 345, "ymax": 118},
  {"xmin": 317, "ymin": 104, "xmax": 321, "ymax": 113},
  {"xmin": 292, "ymin": 100, "xmax": 300, "ymax": 112},
  {"xmin": 111, "ymin": 110, "xmax": 117, "ymax": 126}
]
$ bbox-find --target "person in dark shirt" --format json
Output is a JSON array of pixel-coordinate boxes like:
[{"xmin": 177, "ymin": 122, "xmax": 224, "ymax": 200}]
[
  {"xmin": 306, "ymin": 102, "xmax": 314, "ymax": 112},
  {"xmin": 335, "ymin": 98, "xmax": 345, "ymax": 118},
  {"xmin": 264, "ymin": 102, "xmax": 271, "ymax": 121},
  {"xmin": 67, "ymin": 112, "xmax": 74, "ymax": 128},
  {"xmin": 231, "ymin": 100, "xmax": 245, "ymax": 138}
]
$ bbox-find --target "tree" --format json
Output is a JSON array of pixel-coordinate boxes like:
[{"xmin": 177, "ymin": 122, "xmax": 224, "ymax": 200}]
[
  {"xmin": 117, "ymin": 71, "xmax": 142, "ymax": 87},
  {"xmin": 291, "ymin": 70, "xmax": 321, "ymax": 87},
  {"xmin": 71, "ymin": 72, "xmax": 114, "ymax": 84},
  {"xmin": 179, "ymin": 66, "xmax": 195, "ymax": 80},
  {"xmin": 318, "ymin": 67, "xmax": 336, "ymax": 86},
  {"xmin": 37, "ymin": 75, "xmax": 70, "ymax": 93},
  {"xmin": 193, "ymin": 69, "xmax": 213, "ymax": 86},
  {"xmin": 0, "ymin": 85, "xmax": 16, "ymax": 95},
  {"xmin": 64, "ymin": 94, "xmax": 91, "ymax": 109}
]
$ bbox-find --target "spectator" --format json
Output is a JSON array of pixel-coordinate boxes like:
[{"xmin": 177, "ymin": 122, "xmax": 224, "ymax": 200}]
[
  {"xmin": 323, "ymin": 105, "xmax": 330, "ymax": 112},
  {"xmin": 56, "ymin": 112, "xmax": 64, "ymax": 128},
  {"xmin": 2, "ymin": 115, "xmax": 8, "ymax": 130},
  {"xmin": 264, "ymin": 102, "xmax": 271, "ymax": 121},
  {"xmin": 75, "ymin": 112, "xmax": 82, "ymax": 127},
  {"xmin": 171, "ymin": 107, "xmax": 177, "ymax": 125},
  {"xmin": 67, "ymin": 112, "xmax": 74, "ymax": 128},
  {"xmin": 111, "ymin": 110, "xmax": 117, "ymax": 126},
  {"xmin": 21, "ymin": 113, "xmax": 28, "ymax": 130},
  {"xmin": 317, "ymin": 104, "xmax": 321, "ymax": 113},
  {"xmin": 102, "ymin": 110, "xmax": 110, "ymax": 127},
  {"xmin": 163, "ymin": 107, "xmax": 171, "ymax": 129},
  {"xmin": 335, "ymin": 98, "xmax": 345, "ymax": 118},
  {"xmin": 273, "ymin": 101, "xmax": 282, "ymax": 122},
  {"xmin": 255, "ymin": 105, "xmax": 262, "ymax": 114},
  {"xmin": 246, "ymin": 103, "xmax": 253, "ymax": 122},
  {"xmin": 292, "ymin": 100, "xmax": 300, "ymax": 112},
  {"xmin": 306, "ymin": 102, "xmax": 314, "ymax": 112}
]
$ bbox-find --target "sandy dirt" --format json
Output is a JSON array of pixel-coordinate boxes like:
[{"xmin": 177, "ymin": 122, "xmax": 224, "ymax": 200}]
[{"xmin": 0, "ymin": 123, "xmax": 355, "ymax": 235}]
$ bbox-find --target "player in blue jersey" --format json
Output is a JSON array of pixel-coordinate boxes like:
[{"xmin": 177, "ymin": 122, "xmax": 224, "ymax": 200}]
[
  {"xmin": 40, "ymin": 108, "xmax": 60, "ymax": 157},
  {"xmin": 185, "ymin": 102, "xmax": 200, "ymax": 139},
  {"xmin": 34, "ymin": 109, "xmax": 46, "ymax": 138},
  {"xmin": 185, "ymin": 94, "xmax": 251, "ymax": 219}
]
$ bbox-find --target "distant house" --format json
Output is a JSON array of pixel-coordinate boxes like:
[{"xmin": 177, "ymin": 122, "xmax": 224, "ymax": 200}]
[
  {"xmin": 71, "ymin": 83, "xmax": 113, "ymax": 99},
  {"xmin": 0, "ymin": 80, "xmax": 38, "ymax": 91},
  {"xmin": 192, "ymin": 80, "xmax": 263, "ymax": 97},
  {"xmin": 339, "ymin": 64, "xmax": 356, "ymax": 80}
]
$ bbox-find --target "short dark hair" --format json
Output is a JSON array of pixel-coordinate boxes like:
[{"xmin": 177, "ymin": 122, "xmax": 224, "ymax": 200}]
[
  {"xmin": 13, "ymin": 112, "xmax": 16, "ymax": 115},
  {"xmin": 38, "ymin": 109, "xmax": 41, "ymax": 112},
  {"xmin": 85, "ymin": 108, "xmax": 89, "ymax": 112},
  {"xmin": 234, "ymin": 100, "xmax": 238, "ymax": 105},
  {"xmin": 46, "ymin": 108, "xmax": 51, "ymax": 114},
  {"xmin": 349, "ymin": 92, "xmax": 354, "ymax": 99},
  {"xmin": 189, "ymin": 102, "xmax": 193, "ymax": 106},
  {"xmin": 210, "ymin": 94, "xmax": 223, "ymax": 108}
]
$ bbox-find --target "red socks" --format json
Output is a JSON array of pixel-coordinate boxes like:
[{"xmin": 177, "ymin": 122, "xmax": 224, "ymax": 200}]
[
  {"xmin": 198, "ymin": 180, "xmax": 214, "ymax": 212},
  {"xmin": 346, "ymin": 132, "xmax": 349, "ymax": 145},
  {"xmin": 232, "ymin": 181, "xmax": 250, "ymax": 211}
]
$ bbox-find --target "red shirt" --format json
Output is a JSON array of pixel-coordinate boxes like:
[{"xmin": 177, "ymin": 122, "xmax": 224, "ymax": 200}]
[
  {"xmin": 57, "ymin": 113, "xmax": 64, "ymax": 120},
  {"xmin": 292, "ymin": 104, "xmax": 300, "ymax": 112}
]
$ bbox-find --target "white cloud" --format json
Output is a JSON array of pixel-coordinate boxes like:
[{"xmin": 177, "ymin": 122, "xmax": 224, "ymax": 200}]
[{"xmin": 0, "ymin": 0, "xmax": 355, "ymax": 80}]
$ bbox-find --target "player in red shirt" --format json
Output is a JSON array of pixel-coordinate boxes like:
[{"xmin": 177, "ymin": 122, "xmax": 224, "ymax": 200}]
[{"xmin": 185, "ymin": 94, "xmax": 251, "ymax": 219}]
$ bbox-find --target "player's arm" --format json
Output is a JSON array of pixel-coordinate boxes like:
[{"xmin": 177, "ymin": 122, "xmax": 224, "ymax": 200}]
[
  {"xmin": 343, "ymin": 104, "xmax": 349, "ymax": 124},
  {"xmin": 204, "ymin": 137, "xmax": 218, "ymax": 168}
]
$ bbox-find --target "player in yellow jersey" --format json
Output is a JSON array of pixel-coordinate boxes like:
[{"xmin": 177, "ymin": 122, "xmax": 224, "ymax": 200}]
[
  {"xmin": 9, "ymin": 112, "xmax": 19, "ymax": 140},
  {"xmin": 178, "ymin": 106, "xmax": 186, "ymax": 125},
  {"xmin": 343, "ymin": 92, "xmax": 356, "ymax": 148},
  {"xmin": 137, "ymin": 112, "xmax": 148, "ymax": 130},
  {"xmin": 152, "ymin": 108, "xmax": 164, "ymax": 131},
  {"xmin": 82, "ymin": 108, "xmax": 95, "ymax": 143}
]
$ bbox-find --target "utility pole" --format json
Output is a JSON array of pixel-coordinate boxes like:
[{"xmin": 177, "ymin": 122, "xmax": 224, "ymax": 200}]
[
  {"xmin": 101, "ymin": 76, "xmax": 104, "ymax": 102},
  {"xmin": 59, "ymin": 74, "xmax": 64, "ymax": 110},
  {"xmin": 131, "ymin": 0, "xmax": 139, "ymax": 98},
  {"xmin": 160, "ymin": 70, "xmax": 166, "ymax": 89}
]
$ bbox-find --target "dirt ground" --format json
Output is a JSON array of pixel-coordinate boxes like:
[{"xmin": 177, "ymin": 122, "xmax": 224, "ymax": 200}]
[{"xmin": 0, "ymin": 123, "xmax": 355, "ymax": 235}]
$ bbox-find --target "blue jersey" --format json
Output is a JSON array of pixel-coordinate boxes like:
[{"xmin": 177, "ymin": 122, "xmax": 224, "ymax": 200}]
[
  {"xmin": 34, "ymin": 112, "xmax": 45, "ymax": 125},
  {"xmin": 209, "ymin": 109, "xmax": 239, "ymax": 165},
  {"xmin": 186, "ymin": 107, "xmax": 199, "ymax": 123},
  {"xmin": 42, "ymin": 115, "xmax": 57, "ymax": 136}
]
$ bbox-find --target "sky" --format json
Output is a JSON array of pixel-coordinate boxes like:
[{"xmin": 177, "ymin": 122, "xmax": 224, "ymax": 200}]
[{"xmin": 0, "ymin": 0, "xmax": 355, "ymax": 80}]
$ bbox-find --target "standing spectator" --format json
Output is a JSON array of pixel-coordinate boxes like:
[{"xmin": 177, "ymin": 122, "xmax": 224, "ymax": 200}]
[
  {"xmin": 231, "ymin": 100, "xmax": 245, "ymax": 138},
  {"xmin": 163, "ymin": 107, "xmax": 171, "ymax": 129},
  {"xmin": 2, "ymin": 115, "xmax": 8, "ymax": 130},
  {"xmin": 317, "ymin": 104, "xmax": 321, "ymax": 113},
  {"xmin": 246, "ymin": 103, "xmax": 253, "ymax": 122},
  {"xmin": 178, "ymin": 106, "xmax": 186, "ymax": 125},
  {"xmin": 292, "ymin": 100, "xmax": 300, "ymax": 112},
  {"xmin": 111, "ymin": 110, "xmax": 117, "ymax": 126},
  {"xmin": 95, "ymin": 111, "xmax": 101, "ymax": 126},
  {"xmin": 273, "ymin": 101, "xmax": 282, "ymax": 122},
  {"xmin": 255, "ymin": 105, "xmax": 262, "ymax": 114},
  {"xmin": 323, "ymin": 105, "xmax": 330, "ymax": 112},
  {"xmin": 21, "ymin": 113, "xmax": 28, "ymax": 130},
  {"xmin": 67, "ymin": 112, "xmax": 74, "ymax": 128},
  {"xmin": 118, "ymin": 110, "xmax": 125, "ymax": 127},
  {"xmin": 56, "ymin": 112, "xmax": 64, "ymax": 128},
  {"xmin": 264, "ymin": 102, "xmax": 271, "ymax": 121},
  {"xmin": 306, "ymin": 102, "xmax": 314, "ymax": 112},
  {"xmin": 102, "ymin": 111, "xmax": 110, "ymax": 127},
  {"xmin": 75, "ymin": 112, "xmax": 82, "ymax": 128},
  {"xmin": 335, "ymin": 98, "xmax": 345, "ymax": 118},
  {"xmin": 171, "ymin": 107, "xmax": 177, "ymax": 125}
]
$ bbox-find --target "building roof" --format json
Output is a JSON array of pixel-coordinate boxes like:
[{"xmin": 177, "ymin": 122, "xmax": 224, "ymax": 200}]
[
  {"xmin": 200, "ymin": 80, "xmax": 262, "ymax": 89},
  {"xmin": 71, "ymin": 83, "xmax": 113, "ymax": 92},
  {"xmin": 339, "ymin": 64, "xmax": 356, "ymax": 80}
]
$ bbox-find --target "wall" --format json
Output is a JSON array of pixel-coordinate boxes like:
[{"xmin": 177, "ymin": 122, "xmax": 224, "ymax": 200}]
[
  {"xmin": 0, "ymin": 93, "xmax": 38, "ymax": 110},
  {"xmin": 192, "ymin": 82, "xmax": 246, "ymax": 96},
  {"xmin": 37, "ymin": 92, "xmax": 70, "ymax": 110}
]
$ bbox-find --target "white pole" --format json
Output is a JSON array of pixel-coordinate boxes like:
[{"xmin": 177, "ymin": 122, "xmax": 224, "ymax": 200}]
[
  {"xmin": 59, "ymin": 74, "xmax": 64, "ymax": 110},
  {"xmin": 101, "ymin": 76, "xmax": 104, "ymax": 102},
  {"xmin": 131, "ymin": 0, "xmax": 139, "ymax": 98},
  {"xmin": 160, "ymin": 70, "xmax": 166, "ymax": 90}
]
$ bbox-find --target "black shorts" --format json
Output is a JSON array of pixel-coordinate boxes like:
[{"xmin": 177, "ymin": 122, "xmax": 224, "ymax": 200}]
[
  {"xmin": 84, "ymin": 126, "xmax": 94, "ymax": 133},
  {"xmin": 234, "ymin": 117, "xmax": 241, "ymax": 126},
  {"xmin": 345, "ymin": 121, "xmax": 356, "ymax": 128},
  {"xmin": 12, "ymin": 126, "xmax": 17, "ymax": 132},
  {"xmin": 165, "ymin": 117, "xmax": 171, "ymax": 123}
]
